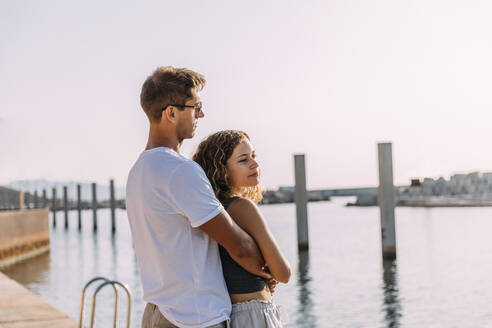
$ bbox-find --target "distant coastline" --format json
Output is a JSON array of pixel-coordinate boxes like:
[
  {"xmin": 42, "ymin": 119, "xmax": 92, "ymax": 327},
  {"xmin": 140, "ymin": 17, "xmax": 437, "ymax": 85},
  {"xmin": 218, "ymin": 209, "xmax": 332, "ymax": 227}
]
[
  {"xmin": 347, "ymin": 197, "xmax": 492, "ymax": 207},
  {"xmin": 5, "ymin": 171, "xmax": 492, "ymax": 208}
]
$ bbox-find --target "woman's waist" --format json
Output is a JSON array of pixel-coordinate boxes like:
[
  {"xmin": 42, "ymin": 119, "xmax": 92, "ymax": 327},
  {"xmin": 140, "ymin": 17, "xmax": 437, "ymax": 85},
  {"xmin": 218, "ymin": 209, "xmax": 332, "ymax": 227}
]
[{"xmin": 229, "ymin": 286, "xmax": 272, "ymax": 304}]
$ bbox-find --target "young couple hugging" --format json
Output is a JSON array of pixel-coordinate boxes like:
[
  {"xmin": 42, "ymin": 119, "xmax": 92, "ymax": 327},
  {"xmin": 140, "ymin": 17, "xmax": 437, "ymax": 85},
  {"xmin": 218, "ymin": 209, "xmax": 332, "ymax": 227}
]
[{"xmin": 126, "ymin": 66, "xmax": 290, "ymax": 328}]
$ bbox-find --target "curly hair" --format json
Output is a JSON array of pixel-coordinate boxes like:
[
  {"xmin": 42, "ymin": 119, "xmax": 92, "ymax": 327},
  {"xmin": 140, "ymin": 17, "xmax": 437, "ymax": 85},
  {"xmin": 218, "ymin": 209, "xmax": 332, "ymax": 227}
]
[{"xmin": 193, "ymin": 130, "xmax": 263, "ymax": 204}]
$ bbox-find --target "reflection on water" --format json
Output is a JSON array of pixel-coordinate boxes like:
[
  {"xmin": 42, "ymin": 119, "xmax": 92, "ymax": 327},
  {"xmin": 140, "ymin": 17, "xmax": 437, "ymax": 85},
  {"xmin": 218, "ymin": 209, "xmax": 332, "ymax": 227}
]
[
  {"xmin": 93, "ymin": 227, "xmax": 100, "ymax": 275},
  {"xmin": 296, "ymin": 249, "xmax": 316, "ymax": 327},
  {"xmin": 2, "ymin": 251, "xmax": 51, "ymax": 287},
  {"xmin": 111, "ymin": 234, "xmax": 117, "ymax": 278},
  {"xmin": 382, "ymin": 259, "xmax": 402, "ymax": 328},
  {"xmin": 3, "ymin": 203, "xmax": 492, "ymax": 327}
]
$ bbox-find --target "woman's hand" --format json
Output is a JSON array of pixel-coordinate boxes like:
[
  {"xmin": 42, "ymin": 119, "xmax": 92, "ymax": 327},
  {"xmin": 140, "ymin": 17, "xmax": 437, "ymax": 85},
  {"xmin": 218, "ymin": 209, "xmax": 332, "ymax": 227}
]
[{"xmin": 267, "ymin": 278, "xmax": 278, "ymax": 294}]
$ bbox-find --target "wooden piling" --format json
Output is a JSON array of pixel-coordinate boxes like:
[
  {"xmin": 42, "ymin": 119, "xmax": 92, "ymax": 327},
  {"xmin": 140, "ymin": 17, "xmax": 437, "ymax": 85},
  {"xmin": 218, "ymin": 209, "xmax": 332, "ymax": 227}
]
[
  {"xmin": 110, "ymin": 179, "xmax": 116, "ymax": 233},
  {"xmin": 63, "ymin": 186, "xmax": 68, "ymax": 229},
  {"xmin": 92, "ymin": 182, "xmax": 97, "ymax": 232},
  {"xmin": 377, "ymin": 142, "xmax": 397, "ymax": 260},
  {"xmin": 294, "ymin": 154, "xmax": 309, "ymax": 251},
  {"xmin": 77, "ymin": 184, "xmax": 82, "ymax": 230},
  {"xmin": 52, "ymin": 188, "xmax": 57, "ymax": 227},
  {"xmin": 42, "ymin": 189, "xmax": 47, "ymax": 208},
  {"xmin": 24, "ymin": 192, "xmax": 31, "ymax": 209},
  {"xmin": 34, "ymin": 191, "xmax": 39, "ymax": 209}
]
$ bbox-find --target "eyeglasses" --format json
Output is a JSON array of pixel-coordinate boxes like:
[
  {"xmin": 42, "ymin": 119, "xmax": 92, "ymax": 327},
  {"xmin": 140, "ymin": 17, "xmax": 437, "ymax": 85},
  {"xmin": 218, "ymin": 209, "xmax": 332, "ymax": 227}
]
[{"xmin": 162, "ymin": 102, "xmax": 202, "ymax": 113}]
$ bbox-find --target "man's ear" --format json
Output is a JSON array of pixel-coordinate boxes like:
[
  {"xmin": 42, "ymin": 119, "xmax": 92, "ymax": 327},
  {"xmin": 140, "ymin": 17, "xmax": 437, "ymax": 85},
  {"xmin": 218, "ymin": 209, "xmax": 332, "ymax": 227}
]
[{"xmin": 162, "ymin": 106, "xmax": 177, "ymax": 124}]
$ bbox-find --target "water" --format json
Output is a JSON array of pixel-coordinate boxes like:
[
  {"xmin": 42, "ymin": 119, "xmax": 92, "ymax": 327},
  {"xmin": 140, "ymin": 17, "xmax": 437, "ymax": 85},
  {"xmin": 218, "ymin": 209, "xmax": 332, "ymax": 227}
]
[{"xmin": 3, "ymin": 198, "xmax": 492, "ymax": 327}]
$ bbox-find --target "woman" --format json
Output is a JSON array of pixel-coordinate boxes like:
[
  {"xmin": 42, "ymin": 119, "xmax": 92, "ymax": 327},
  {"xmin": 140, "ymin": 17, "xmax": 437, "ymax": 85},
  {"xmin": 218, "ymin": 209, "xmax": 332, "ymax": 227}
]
[{"xmin": 193, "ymin": 130, "xmax": 291, "ymax": 328}]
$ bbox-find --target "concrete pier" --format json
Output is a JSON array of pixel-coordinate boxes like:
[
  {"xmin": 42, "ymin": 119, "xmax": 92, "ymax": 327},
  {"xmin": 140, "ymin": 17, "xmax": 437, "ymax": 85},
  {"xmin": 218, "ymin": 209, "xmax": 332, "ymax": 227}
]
[
  {"xmin": 0, "ymin": 271, "xmax": 77, "ymax": 327},
  {"xmin": 0, "ymin": 209, "xmax": 50, "ymax": 269},
  {"xmin": 294, "ymin": 154, "xmax": 309, "ymax": 250},
  {"xmin": 19, "ymin": 191, "xmax": 24, "ymax": 210},
  {"xmin": 377, "ymin": 143, "xmax": 397, "ymax": 260}
]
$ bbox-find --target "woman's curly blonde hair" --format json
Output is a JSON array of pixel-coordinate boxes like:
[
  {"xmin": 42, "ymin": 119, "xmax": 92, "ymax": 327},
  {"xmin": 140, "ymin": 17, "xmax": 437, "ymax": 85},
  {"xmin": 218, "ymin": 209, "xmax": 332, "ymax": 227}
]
[{"xmin": 193, "ymin": 130, "xmax": 263, "ymax": 204}]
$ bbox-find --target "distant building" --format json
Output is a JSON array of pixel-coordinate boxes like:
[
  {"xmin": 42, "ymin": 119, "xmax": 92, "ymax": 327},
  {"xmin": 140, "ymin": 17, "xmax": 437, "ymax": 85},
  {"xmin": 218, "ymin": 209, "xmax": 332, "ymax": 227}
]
[
  {"xmin": 422, "ymin": 178, "xmax": 434, "ymax": 196},
  {"xmin": 401, "ymin": 171, "xmax": 492, "ymax": 200}
]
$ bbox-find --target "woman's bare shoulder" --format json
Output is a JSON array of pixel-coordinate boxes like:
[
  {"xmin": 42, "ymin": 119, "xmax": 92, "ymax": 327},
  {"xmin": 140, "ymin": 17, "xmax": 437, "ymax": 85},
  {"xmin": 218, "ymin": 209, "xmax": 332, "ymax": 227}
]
[
  {"xmin": 227, "ymin": 197, "xmax": 262, "ymax": 219},
  {"xmin": 227, "ymin": 198, "xmax": 263, "ymax": 222},
  {"xmin": 226, "ymin": 197, "xmax": 266, "ymax": 236}
]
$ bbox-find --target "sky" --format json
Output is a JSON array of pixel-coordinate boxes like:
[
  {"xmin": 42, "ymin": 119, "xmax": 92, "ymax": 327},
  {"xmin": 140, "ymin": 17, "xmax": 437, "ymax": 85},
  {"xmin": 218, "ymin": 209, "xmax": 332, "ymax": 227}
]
[{"xmin": 1, "ymin": 0, "xmax": 492, "ymax": 190}]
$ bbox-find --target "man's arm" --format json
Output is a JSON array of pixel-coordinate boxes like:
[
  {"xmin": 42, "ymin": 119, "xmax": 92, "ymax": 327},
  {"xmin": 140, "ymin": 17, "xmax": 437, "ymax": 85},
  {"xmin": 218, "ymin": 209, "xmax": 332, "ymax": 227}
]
[{"xmin": 200, "ymin": 210, "xmax": 272, "ymax": 279}]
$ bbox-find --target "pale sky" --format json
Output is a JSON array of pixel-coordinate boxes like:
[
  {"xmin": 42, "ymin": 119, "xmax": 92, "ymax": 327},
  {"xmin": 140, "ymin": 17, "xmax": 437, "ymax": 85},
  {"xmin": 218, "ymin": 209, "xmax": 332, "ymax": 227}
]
[{"xmin": 1, "ymin": 0, "xmax": 492, "ymax": 190}]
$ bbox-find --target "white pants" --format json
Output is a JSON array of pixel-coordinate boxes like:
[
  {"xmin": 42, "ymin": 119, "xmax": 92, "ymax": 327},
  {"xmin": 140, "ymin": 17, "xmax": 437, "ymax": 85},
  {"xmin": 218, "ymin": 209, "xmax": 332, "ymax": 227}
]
[{"xmin": 230, "ymin": 300, "xmax": 284, "ymax": 328}]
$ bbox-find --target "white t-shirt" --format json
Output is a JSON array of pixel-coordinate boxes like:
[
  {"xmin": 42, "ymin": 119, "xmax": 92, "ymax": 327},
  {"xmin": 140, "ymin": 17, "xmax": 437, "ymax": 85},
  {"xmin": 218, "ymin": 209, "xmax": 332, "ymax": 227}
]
[{"xmin": 126, "ymin": 147, "xmax": 230, "ymax": 328}]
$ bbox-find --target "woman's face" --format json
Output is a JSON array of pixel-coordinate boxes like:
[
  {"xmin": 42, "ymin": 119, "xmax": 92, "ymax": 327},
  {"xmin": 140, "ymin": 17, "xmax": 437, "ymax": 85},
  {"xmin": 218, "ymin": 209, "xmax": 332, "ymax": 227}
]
[{"xmin": 226, "ymin": 138, "xmax": 260, "ymax": 189}]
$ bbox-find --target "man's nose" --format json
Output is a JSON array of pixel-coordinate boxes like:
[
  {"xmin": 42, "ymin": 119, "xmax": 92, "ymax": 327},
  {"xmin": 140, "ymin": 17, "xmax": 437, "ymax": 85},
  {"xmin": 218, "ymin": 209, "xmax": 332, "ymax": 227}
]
[{"xmin": 197, "ymin": 109, "xmax": 204, "ymax": 118}]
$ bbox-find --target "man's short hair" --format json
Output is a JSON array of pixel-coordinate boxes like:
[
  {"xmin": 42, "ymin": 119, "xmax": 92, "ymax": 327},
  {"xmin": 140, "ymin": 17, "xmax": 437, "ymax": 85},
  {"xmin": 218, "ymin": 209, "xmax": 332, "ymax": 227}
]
[{"xmin": 140, "ymin": 66, "xmax": 206, "ymax": 123}]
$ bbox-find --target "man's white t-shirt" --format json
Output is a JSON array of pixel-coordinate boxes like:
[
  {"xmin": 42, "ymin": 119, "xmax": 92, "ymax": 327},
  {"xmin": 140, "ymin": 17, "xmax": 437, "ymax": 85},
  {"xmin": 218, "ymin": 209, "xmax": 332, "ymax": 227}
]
[{"xmin": 126, "ymin": 147, "xmax": 231, "ymax": 328}]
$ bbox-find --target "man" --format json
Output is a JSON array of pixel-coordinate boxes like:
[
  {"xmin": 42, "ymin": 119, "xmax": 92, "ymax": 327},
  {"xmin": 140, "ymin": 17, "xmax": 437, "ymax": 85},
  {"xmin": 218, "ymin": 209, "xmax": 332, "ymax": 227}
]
[{"xmin": 126, "ymin": 66, "xmax": 271, "ymax": 328}]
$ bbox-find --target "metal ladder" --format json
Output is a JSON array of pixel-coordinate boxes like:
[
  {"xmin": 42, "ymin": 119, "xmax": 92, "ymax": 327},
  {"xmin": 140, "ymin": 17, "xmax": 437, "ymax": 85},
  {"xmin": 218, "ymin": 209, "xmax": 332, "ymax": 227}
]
[{"xmin": 79, "ymin": 277, "xmax": 132, "ymax": 328}]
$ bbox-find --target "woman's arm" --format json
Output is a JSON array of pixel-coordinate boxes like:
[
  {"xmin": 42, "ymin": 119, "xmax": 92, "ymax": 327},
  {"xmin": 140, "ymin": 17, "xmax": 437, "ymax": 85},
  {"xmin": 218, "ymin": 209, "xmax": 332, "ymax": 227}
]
[
  {"xmin": 199, "ymin": 210, "xmax": 272, "ymax": 280},
  {"xmin": 226, "ymin": 198, "xmax": 291, "ymax": 283}
]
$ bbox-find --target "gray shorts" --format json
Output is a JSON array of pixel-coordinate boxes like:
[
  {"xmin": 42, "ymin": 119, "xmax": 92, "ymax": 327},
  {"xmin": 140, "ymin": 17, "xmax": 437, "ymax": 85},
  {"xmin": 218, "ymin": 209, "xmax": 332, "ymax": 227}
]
[
  {"xmin": 142, "ymin": 303, "xmax": 230, "ymax": 328},
  {"xmin": 230, "ymin": 300, "xmax": 284, "ymax": 328}
]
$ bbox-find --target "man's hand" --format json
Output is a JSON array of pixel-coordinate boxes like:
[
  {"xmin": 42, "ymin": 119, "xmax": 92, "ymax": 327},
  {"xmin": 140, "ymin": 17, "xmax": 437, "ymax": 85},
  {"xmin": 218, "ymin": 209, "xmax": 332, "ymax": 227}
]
[{"xmin": 200, "ymin": 210, "xmax": 271, "ymax": 279}]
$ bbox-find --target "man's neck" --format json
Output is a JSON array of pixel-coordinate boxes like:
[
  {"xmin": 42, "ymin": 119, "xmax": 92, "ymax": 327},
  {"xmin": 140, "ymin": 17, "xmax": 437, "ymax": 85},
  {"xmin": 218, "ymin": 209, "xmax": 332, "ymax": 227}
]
[{"xmin": 146, "ymin": 128, "xmax": 182, "ymax": 153}]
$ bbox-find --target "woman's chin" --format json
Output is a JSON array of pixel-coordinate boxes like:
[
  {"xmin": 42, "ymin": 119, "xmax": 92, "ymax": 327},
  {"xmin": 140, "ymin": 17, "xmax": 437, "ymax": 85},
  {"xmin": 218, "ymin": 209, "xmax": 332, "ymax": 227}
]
[
  {"xmin": 236, "ymin": 181, "xmax": 259, "ymax": 189},
  {"xmin": 246, "ymin": 178, "xmax": 260, "ymax": 186}
]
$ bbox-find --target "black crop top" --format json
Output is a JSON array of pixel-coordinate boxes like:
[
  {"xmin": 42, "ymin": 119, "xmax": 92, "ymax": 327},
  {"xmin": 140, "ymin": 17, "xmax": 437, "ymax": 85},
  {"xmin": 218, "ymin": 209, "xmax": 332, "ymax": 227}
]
[{"xmin": 219, "ymin": 197, "xmax": 267, "ymax": 294}]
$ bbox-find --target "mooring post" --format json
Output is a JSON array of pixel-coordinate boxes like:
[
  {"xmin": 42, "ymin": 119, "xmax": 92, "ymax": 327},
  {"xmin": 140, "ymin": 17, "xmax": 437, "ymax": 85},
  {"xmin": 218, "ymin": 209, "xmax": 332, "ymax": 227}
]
[
  {"xmin": 25, "ymin": 192, "xmax": 31, "ymax": 208},
  {"xmin": 294, "ymin": 154, "xmax": 309, "ymax": 251},
  {"xmin": 19, "ymin": 190, "xmax": 24, "ymax": 210},
  {"xmin": 34, "ymin": 190, "xmax": 39, "ymax": 209},
  {"xmin": 378, "ymin": 142, "xmax": 397, "ymax": 260},
  {"xmin": 52, "ymin": 187, "xmax": 57, "ymax": 227},
  {"xmin": 92, "ymin": 182, "xmax": 98, "ymax": 232},
  {"xmin": 110, "ymin": 179, "xmax": 116, "ymax": 233},
  {"xmin": 42, "ymin": 189, "xmax": 47, "ymax": 208},
  {"xmin": 77, "ymin": 184, "xmax": 82, "ymax": 230},
  {"xmin": 63, "ymin": 186, "xmax": 69, "ymax": 229}
]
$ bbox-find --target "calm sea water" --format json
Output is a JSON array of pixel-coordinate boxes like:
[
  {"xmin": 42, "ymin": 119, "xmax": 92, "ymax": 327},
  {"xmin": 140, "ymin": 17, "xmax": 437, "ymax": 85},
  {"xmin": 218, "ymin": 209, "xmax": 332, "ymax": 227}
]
[{"xmin": 3, "ymin": 198, "xmax": 492, "ymax": 327}]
